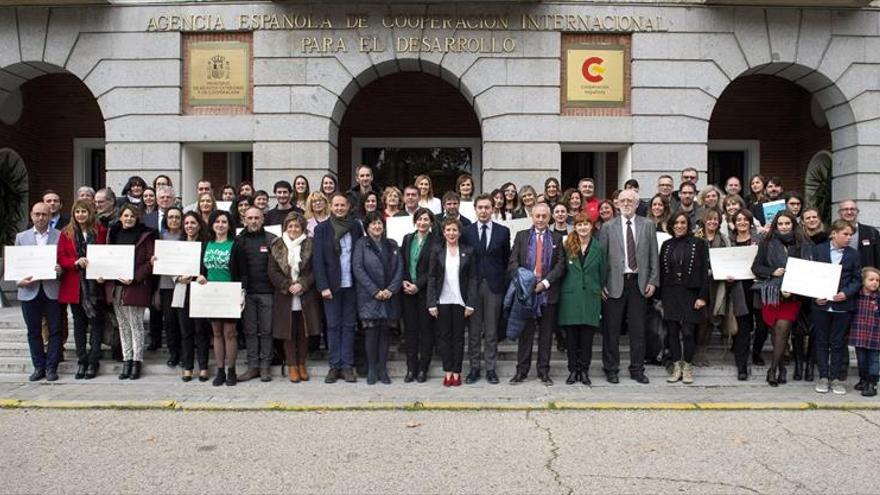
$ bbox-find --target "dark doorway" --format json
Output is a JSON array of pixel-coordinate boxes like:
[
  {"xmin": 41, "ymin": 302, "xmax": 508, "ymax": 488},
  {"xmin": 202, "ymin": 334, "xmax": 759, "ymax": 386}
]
[{"xmin": 707, "ymin": 150, "xmax": 745, "ymax": 191}]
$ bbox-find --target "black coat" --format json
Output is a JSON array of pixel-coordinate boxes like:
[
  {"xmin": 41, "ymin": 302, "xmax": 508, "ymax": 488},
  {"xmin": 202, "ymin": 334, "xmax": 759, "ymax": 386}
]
[
  {"xmin": 659, "ymin": 236, "xmax": 711, "ymax": 323},
  {"xmin": 506, "ymin": 229, "xmax": 566, "ymax": 304},
  {"xmin": 427, "ymin": 243, "xmax": 477, "ymax": 309},
  {"xmin": 401, "ymin": 232, "xmax": 432, "ymax": 292},
  {"xmin": 233, "ymin": 228, "xmax": 277, "ymax": 294},
  {"xmin": 855, "ymin": 223, "xmax": 880, "ymax": 270},
  {"xmin": 460, "ymin": 221, "xmax": 511, "ymax": 294}
]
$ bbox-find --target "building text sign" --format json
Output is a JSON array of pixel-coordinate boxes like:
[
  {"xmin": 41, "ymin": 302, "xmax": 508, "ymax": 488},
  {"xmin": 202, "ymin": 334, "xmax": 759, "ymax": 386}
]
[
  {"xmin": 565, "ymin": 46, "xmax": 625, "ymax": 106},
  {"xmin": 188, "ymin": 41, "xmax": 249, "ymax": 106}
]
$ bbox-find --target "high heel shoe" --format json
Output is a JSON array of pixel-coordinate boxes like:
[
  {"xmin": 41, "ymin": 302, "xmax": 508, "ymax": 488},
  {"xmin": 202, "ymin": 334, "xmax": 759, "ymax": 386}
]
[
  {"xmin": 181, "ymin": 370, "xmax": 193, "ymax": 382},
  {"xmin": 777, "ymin": 366, "xmax": 787, "ymax": 385},
  {"xmin": 75, "ymin": 364, "xmax": 86, "ymax": 380},
  {"xmin": 198, "ymin": 369, "xmax": 209, "ymax": 382},
  {"xmin": 443, "ymin": 375, "xmax": 452, "ymax": 387},
  {"xmin": 767, "ymin": 367, "xmax": 778, "ymax": 387}
]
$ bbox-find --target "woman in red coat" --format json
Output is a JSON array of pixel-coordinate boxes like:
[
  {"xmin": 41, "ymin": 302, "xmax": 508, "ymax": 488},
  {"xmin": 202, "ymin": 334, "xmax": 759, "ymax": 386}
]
[
  {"xmin": 100, "ymin": 203, "xmax": 156, "ymax": 380},
  {"xmin": 57, "ymin": 200, "xmax": 107, "ymax": 380}
]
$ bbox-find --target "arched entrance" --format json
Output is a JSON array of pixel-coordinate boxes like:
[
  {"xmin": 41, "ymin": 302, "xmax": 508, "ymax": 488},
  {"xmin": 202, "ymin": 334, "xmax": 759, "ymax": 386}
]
[
  {"xmin": 707, "ymin": 74, "xmax": 832, "ymax": 197},
  {"xmin": 337, "ymin": 71, "xmax": 481, "ymax": 194},
  {"xmin": 0, "ymin": 66, "xmax": 106, "ymax": 204}
]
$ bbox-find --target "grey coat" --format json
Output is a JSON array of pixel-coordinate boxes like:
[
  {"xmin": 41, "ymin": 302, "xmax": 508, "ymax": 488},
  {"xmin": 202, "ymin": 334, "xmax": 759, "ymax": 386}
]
[
  {"xmin": 14, "ymin": 227, "xmax": 61, "ymax": 301},
  {"xmin": 352, "ymin": 236, "xmax": 403, "ymax": 322},
  {"xmin": 597, "ymin": 215, "xmax": 660, "ymax": 299}
]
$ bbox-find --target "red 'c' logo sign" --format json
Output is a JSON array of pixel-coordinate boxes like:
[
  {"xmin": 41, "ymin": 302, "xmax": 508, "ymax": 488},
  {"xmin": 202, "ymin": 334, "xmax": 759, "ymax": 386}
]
[{"xmin": 581, "ymin": 57, "xmax": 605, "ymax": 83}]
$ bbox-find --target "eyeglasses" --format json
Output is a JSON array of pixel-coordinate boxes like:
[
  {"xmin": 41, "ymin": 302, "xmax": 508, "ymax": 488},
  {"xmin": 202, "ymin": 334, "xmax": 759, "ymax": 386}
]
[{"xmin": 839, "ymin": 207, "xmax": 858, "ymax": 212}]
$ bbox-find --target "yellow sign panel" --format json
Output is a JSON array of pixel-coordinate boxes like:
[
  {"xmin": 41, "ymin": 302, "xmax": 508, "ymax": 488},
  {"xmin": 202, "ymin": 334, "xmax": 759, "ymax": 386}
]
[
  {"xmin": 188, "ymin": 41, "xmax": 249, "ymax": 106},
  {"xmin": 565, "ymin": 47, "xmax": 624, "ymax": 105}
]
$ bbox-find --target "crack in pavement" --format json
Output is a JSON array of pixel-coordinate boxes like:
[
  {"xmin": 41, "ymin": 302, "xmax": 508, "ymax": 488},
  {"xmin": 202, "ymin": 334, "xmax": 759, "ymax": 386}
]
[
  {"xmin": 848, "ymin": 410, "xmax": 880, "ymax": 431},
  {"xmin": 773, "ymin": 418, "xmax": 847, "ymax": 456},
  {"xmin": 577, "ymin": 473, "xmax": 763, "ymax": 494},
  {"xmin": 527, "ymin": 411, "xmax": 573, "ymax": 495},
  {"xmin": 753, "ymin": 457, "xmax": 816, "ymax": 494}
]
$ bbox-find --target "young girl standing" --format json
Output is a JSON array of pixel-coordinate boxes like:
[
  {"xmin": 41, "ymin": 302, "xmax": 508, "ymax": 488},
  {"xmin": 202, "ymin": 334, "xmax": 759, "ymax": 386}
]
[{"xmin": 850, "ymin": 267, "xmax": 880, "ymax": 397}]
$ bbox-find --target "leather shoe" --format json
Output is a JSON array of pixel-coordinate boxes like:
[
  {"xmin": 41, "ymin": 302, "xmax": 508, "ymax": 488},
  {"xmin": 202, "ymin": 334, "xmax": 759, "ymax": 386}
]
[
  {"xmin": 416, "ymin": 370, "xmax": 427, "ymax": 383},
  {"xmin": 260, "ymin": 368, "xmax": 272, "ymax": 382},
  {"xmin": 75, "ymin": 364, "xmax": 86, "ymax": 380},
  {"xmin": 46, "ymin": 368, "xmax": 59, "ymax": 382},
  {"xmin": 341, "ymin": 367, "xmax": 357, "ymax": 383},
  {"xmin": 465, "ymin": 369, "xmax": 480, "ymax": 384},
  {"xmin": 631, "ymin": 372, "xmax": 649, "ymax": 384},
  {"xmin": 29, "ymin": 368, "xmax": 46, "ymax": 381},
  {"xmin": 486, "ymin": 370, "xmax": 500, "ymax": 384},
  {"xmin": 509, "ymin": 372, "xmax": 527, "ymax": 384},
  {"xmin": 538, "ymin": 372, "xmax": 553, "ymax": 385},
  {"xmin": 605, "ymin": 371, "xmax": 619, "ymax": 384},
  {"xmin": 85, "ymin": 363, "xmax": 98, "ymax": 379},
  {"xmin": 324, "ymin": 368, "xmax": 340, "ymax": 384},
  {"xmin": 237, "ymin": 368, "xmax": 261, "ymax": 382},
  {"xmin": 581, "ymin": 373, "xmax": 592, "ymax": 386},
  {"xmin": 565, "ymin": 371, "xmax": 578, "ymax": 385},
  {"xmin": 404, "ymin": 371, "xmax": 415, "ymax": 383},
  {"xmin": 166, "ymin": 359, "xmax": 179, "ymax": 368}
]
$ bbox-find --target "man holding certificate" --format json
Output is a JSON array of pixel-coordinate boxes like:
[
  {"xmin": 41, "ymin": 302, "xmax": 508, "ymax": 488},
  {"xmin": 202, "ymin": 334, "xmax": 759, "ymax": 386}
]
[
  {"xmin": 810, "ymin": 220, "xmax": 862, "ymax": 395},
  {"xmin": 14, "ymin": 202, "xmax": 63, "ymax": 382}
]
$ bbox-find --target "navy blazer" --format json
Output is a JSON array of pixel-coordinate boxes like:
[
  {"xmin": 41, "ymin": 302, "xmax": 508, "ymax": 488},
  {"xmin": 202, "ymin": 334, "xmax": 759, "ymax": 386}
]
[
  {"xmin": 312, "ymin": 219, "xmax": 365, "ymax": 294},
  {"xmin": 810, "ymin": 241, "xmax": 862, "ymax": 312},
  {"xmin": 461, "ymin": 221, "xmax": 510, "ymax": 294}
]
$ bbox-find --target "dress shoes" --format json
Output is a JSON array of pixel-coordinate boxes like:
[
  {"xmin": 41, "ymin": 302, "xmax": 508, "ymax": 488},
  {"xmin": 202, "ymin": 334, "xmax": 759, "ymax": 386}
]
[
  {"xmin": 29, "ymin": 368, "xmax": 46, "ymax": 382},
  {"xmin": 486, "ymin": 370, "xmax": 500, "ymax": 384},
  {"xmin": 118, "ymin": 360, "xmax": 133, "ymax": 380},
  {"xmin": 225, "ymin": 367, "xmax": 237, "ymax": 386},
  {"xmin": 341, "ymin": 367, "xmax": 357, "ymax": 383},
  {"xmin": 181, "ymin": 370, "xmax": 193, "ymax": 382},
  {"xmin": 404, "ymin": 371, "xmax": 415, "ymax": 383},
  {"xmin": 538, "ymin": 372, "xmax": 553, "ymax": 385},
  {"xmin": 581, "ymin": 373, "xmax": 592, "ymax": 386},
  {"xmin": 297, "ymin": 364, "xmax": 309, "ymax": 381},
  {"xmin": 443, "ymin": 375, "xmax": 452, "ymax": 387},
  {"xmin": 237, "ymin": 368, "xmax": 260, "ymax": 382},
  {"xmin": 465, "ymin": 369, "xmax": 481, "ymax": 384},
  {"xmin": 260, "ymin": 368, "xmax": 272, "ymax": 382},
  {"xmin": 565, "ymin": 371, "xmax": 579, "ymax": 385},
  {"xmin": 324, "ymin": 368, "xmax": 340, "ymax": 384},
  {"xmin": 737, "ymin": 365, "xmax": 748, "ymax": 381},
  {"xmin": 605, "ymin": 371, "xmax": 619, "ymax": 384},
  {"xmin": 198, "ymin": 370, "xmax": 210, "ymax": 382},
  {"xmin": 416, "ymin": 370, "xmax": 428, "ymax": 383},
  {"xmin": 509, "ymin": 372, "xmax": 527, "ymax": 384},
  {"xmin": 85, "ymin": 363, "xmax": 98, "ymax": 380},
  {"xmin": 46, "ymin": 368, "xmax": 59, "ymax": 382},
  {"xmin": 378, "ymin": 370, "xmax": 391, "ymax": 385},
  {"xmin": 452, "ymin": 375, "xmax": 462, "ymax": 387},
  {"xmin": 288, "ymin": 365, "xmax": 301, "ymax": 383},
  {"xmin": 75, "ymin": 364, "xmax": 87, "ymax": 380},
  {"xmin": 129, "ymin": 361, "xmax": 142, "ymax": 380},
  {"xmin": 631, "ymin": 372, "xmax": 649, "ymax": 384}
]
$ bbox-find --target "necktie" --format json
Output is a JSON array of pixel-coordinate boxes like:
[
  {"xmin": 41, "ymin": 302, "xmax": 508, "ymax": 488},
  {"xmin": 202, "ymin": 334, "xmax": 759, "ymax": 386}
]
[
  {"xmin": 626, "ymin": 219, "xmax": 638, "ymax": 271},
  {"xmin": 480, "ymin": 224, "xmax": 488, "ymax": 251},
  {"xmin": 535, "ymin": 231, "xmax": 543, "ymax": 279}
]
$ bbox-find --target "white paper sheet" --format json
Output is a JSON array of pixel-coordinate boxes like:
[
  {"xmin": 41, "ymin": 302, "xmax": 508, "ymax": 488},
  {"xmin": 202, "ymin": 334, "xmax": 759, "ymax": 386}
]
[
  {"xmin": 458, "ymin": 201, "xmax": 476, "ymax": 224},
  {"xmin": 498, "ymin": 218, "xmax": 534, "ymax": 247},
  {"xmin": 3, "ymin": 245, "xmax": 57, "ymax": 281},
  {"xmin": 189, "ymin": 281, "xmax": 242, "ymax": 319},
  {"xmin": 152, "ymin": 240, "xmax": 202, "ymax": 277},
  {"xmin": 781, "ymin": 257, "xmax": 842, "ymax": 300},
  {"xmin": 386, "ymin": 215, "xmax": 415, "ymax": 245},
  {"xmin": 86, "ymin": 245, "xmax": 135, "ymax": 280},
  {"xmin": 709, "ymin": 245, "xmax": 759, "ymax": 280},
  {"xmin": 656, "ymin": 232, "xmax": 672, "ymax": 252}
]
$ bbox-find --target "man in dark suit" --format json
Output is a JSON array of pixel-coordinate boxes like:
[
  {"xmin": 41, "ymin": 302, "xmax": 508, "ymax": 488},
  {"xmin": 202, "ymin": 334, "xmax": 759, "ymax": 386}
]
[
  {"xmin": 838, "ymin": 199, "xmax": 880, "ymax": 269},
  {"xmin": 461, "ymin": 194, "xmax": 510, "ymax": 385},
  {"xmin": 597, "ymin": 189, "xmax": 660, "ymax": 384},
  {"xmin": 507, "ymin": 203, "xmax": 565, "ymax": 385},
  {"xmin": 435, "ymin": 191, "xmax": 472, "ymax": 230},
  {"xmin": 810, "ymin": 219, "xmax": 862, "ymax": 394}
]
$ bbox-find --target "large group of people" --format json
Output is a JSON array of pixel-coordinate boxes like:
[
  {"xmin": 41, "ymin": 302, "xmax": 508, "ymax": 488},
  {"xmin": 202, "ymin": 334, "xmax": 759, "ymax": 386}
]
[{"xmin": 13, "ymin": 165, "xmax": 880, "ymax": 397}]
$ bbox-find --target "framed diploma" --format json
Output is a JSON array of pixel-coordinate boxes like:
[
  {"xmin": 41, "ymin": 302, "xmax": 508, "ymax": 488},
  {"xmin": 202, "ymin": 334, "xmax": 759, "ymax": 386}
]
[
  {"xmin": 86, "ymin": 245, "xmax": 135, "ymax": 280},
  {"xmin": 153, "ymin": 240, "xmax": 201, "ymax": 277},
  {"xmin": 709, "ymin": 245, "xmax": 758, "ymax": 280},
  {"xmin": 189, "ymin": 281, "xmax": 242, "ymax": 319},
  {"xmin": 4, "ymin": 245, "xmax": 57, "ymax": 281}
]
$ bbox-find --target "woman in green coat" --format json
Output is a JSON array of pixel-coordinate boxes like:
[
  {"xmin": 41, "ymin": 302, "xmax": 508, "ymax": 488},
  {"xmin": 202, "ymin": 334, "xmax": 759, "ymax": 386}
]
[{"xmin": 558, "ymin": 212, "xmax": 607, "ymax": 386}]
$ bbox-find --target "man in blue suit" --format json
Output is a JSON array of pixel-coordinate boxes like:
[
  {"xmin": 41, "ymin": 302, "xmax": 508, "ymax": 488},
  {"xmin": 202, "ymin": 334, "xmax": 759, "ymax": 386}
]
[
  {"xmin": 461, "ymin": 194, "xmax": 510, "ymax": 384},
  {"xmin": 811, "ymin": 219, "xmax": 862, "ymax": 395},
  {"xmin": 14, "ymin": 202, "xmax": 63, "ymax": 382}
]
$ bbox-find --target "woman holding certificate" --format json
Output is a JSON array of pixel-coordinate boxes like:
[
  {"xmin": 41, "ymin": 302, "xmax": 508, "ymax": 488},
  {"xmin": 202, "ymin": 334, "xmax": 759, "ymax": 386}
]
[
  {"xmin": 197, "ymin": 210, "xmax": 240, "ymax": 387},
  {"xmin": 731, "ymin": 209, "xmax": 764, "ymax": 380},
  {"xmin": 268, "ymin": 212, "xmax": 320, "ymax": 383},
  {"xmin": 58, "ymin": 200, "xmax": 108, "ymax": 380},
  {"xmin": 660, "ymin": 212, "xmax": 710, "ymax": 384},
  {"xmin": 103, "ymin": 203, "xmax": 157, "ymax": 380},
  {"xmin": 175, "ymin": 212, "xmax": 210, "ymax": 382},
  {"xmin": 751, "ymin": 211, "xmax": 812, "ymax": 386}
]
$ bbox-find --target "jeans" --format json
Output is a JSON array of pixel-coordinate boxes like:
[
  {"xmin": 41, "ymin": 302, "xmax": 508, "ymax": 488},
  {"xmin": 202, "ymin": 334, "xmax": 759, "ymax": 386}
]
[
  {"xmin": 21, "ymin": 287, "xmax": 63, "ymax": 370},
  {"xmin": 856, "ymin": 347, "xmax": 880, "ymax": 377},
  {"xmin": 811, "ymin": 310, "xmax": 851, "ymax": 380},
  {"xmin": 323, "ymin": 287, "xmax": 357, "ymax": 369}
]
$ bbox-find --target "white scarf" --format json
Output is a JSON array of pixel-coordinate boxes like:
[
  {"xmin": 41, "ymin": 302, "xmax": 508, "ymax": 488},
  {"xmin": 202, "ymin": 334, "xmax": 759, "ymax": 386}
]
[{"xmin": 282, "ymin": 232, "xmax": 306, "ymax": 283}]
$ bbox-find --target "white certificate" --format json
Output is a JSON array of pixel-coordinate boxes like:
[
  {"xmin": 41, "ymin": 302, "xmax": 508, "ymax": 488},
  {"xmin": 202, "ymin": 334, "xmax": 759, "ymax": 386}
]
[
  {"xmin": 386, "ymin": 215, "xmax": 415, "ymax": 245},
  {"xmin": 781, "ymin": 257, "xmax": 841, "ymax": 300},
  {"xmin": 4, "ymin": 245, "xmax": 57, "ymax": 281},
  {"xmin": 709, "ymin": 245, "xmax": 758, "ymax": 280},
  {"xmin": 86, "ymin": 245, "xmax": 134, "ymax": 280},
  {"xmin": 656, "ymin": 232, "xmax": 672, "ymax": 252},
  {"xmin": 216, "ymin": 201, "xmax": 232, "ymax": 212},
  {"xmin": 189, "ymin": 281, "xmax": 242, "ymax": 319},
  {"xmin": 152, "ymin": 240, "xmax": 201, "ymax": 277},
  {"xmin": 458, "ymin": 201, "xmax": 476, "ymax": 224},
  {"xmin": 498, "ymin": 218, "xmax": 534, "ymax": 246}
]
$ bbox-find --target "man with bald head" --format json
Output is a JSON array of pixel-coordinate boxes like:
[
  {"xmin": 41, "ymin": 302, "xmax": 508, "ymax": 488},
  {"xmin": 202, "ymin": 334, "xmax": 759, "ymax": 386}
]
[
  {"xmin": 597, "ymin": 188, "xmax": 659, "ymax": 384},
  {"xmin": 507, "ymin": 202, "xmax": 566, "ymax": 385},
  {"xmin": 233, "ymin": 206, "xmax": 278, "ymax": 382},
  {"xmin": 838, "ymin": 200, "xmax": 880, "ymax": 269},
  {"xmin": 15, "ymin": 202, "xmax": 63, "ymax": 382}
]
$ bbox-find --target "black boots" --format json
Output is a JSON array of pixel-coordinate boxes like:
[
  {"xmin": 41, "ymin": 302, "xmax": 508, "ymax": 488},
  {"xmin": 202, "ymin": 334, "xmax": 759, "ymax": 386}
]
[
  {"xmin": 75, "ymin": 364, "xmax": 87, "ymax": 380},
  {"xmin": 85, "ymin": 363, "xmax": 98, "ymax": 379},
  {"xmin": 129, "ymin": 361, "xmax": 142, "ymax": 380},
  {"xmin": 226, "ymin": 367, "xmax": 237, "ymax": 386},
  {"xmin": 737, "ymin": 365, "xmax": 748, "ymax": 381},
  {"xmin": 212, "ymin": 367, "xmax": 226, "ymax": 387},
  {"xmin": 118, "ymin": 360, "xmax": 133, "ymax": 380},
  {"xmin": 856, "ymin": 370, "xmax": 868, "ymax": 391},
  {"xmin": 863, "ymin": 376, "xmax": 878, "ymax": 397}
]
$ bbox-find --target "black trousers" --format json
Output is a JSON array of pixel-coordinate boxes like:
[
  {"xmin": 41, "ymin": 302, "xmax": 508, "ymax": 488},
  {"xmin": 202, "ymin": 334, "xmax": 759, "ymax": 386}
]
[
  {"xmin": 437, "ymin": 304, "xmax": 466, "ymax": 373},
  {"xmin": 732, "ymin": 314, "xmax": 755, "ymax": 368},
  {"xmin": 178, "ymin": 305, "xmax": 209, "ymax": 371},
  {"xmin": 160, "ymin": 289, "xmax": 181, "ymax": 361},
  {"xmin": 644, "ymin": 302, "xmax": 665, "ymax": 362},
  {"xmin": 602, "ymin": 277, "xmax": 647, "ymax": 374},
  {"xmin": 149, "ymin": 291, "xmax": 163, "ymax": 347},
  {"xmin": 667, "ymin": 321, "xmax": 696, "ymax": 363},
  {"xmin": 70, "ymin": 302, "xmax": 104, "ymax": 366},
  {"xmin": 752, "ymin": 310, "xmax": 769, "ymax": 358},
  {"xmin": 516, "ymin": 304, "xmax": 557, "ymax": 375},
  {"xmin": 364, "ymin": 323, "xmax": 390, "ymax": 374},
  {"xmin": 564, "ymin": 325, "xmax": 596, "ymax": 373},
  {"xmin": 402, "ymin": 291, "xmax": 434, "ymax": 373}
]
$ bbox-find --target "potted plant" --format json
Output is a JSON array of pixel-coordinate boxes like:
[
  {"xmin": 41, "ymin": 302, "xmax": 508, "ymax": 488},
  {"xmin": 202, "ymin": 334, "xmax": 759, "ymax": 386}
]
[{"xmin": 0, "ymin": 150, "xmax": 28, "ymax": 306}]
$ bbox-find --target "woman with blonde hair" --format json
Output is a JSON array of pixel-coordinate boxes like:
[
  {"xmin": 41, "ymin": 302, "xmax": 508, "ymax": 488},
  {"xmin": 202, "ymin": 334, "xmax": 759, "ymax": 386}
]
[
  {"xmin": 304, "ymin": 191, "xmax": 330, "ymax": 236},
  {"xmin": 697, "ymin": 185, "xmax": 724, "ymax": 213},
  {"xmin": 414, "ymin": 174, "xmax": 441, "ymax": 214},
  {"xmin": 382, "ymin": 186, "xmax": 403, "ymax": 219}
]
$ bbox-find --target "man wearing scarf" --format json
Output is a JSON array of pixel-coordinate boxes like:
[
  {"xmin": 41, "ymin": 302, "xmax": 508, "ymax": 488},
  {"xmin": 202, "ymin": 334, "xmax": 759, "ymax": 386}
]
[
  {"xmin": 313, "ymin": 193, "xmax": 365, "ymax": 383},
  {"xmin": 507, "ymin": 203, "xmax": 565, "ymax": 385}
]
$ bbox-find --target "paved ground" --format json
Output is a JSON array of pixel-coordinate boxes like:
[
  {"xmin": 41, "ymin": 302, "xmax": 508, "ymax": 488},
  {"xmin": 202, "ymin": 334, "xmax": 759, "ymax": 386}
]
[{"xmin": 3, "ymin": 407, "xmax": 880, "ymax": 494}]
